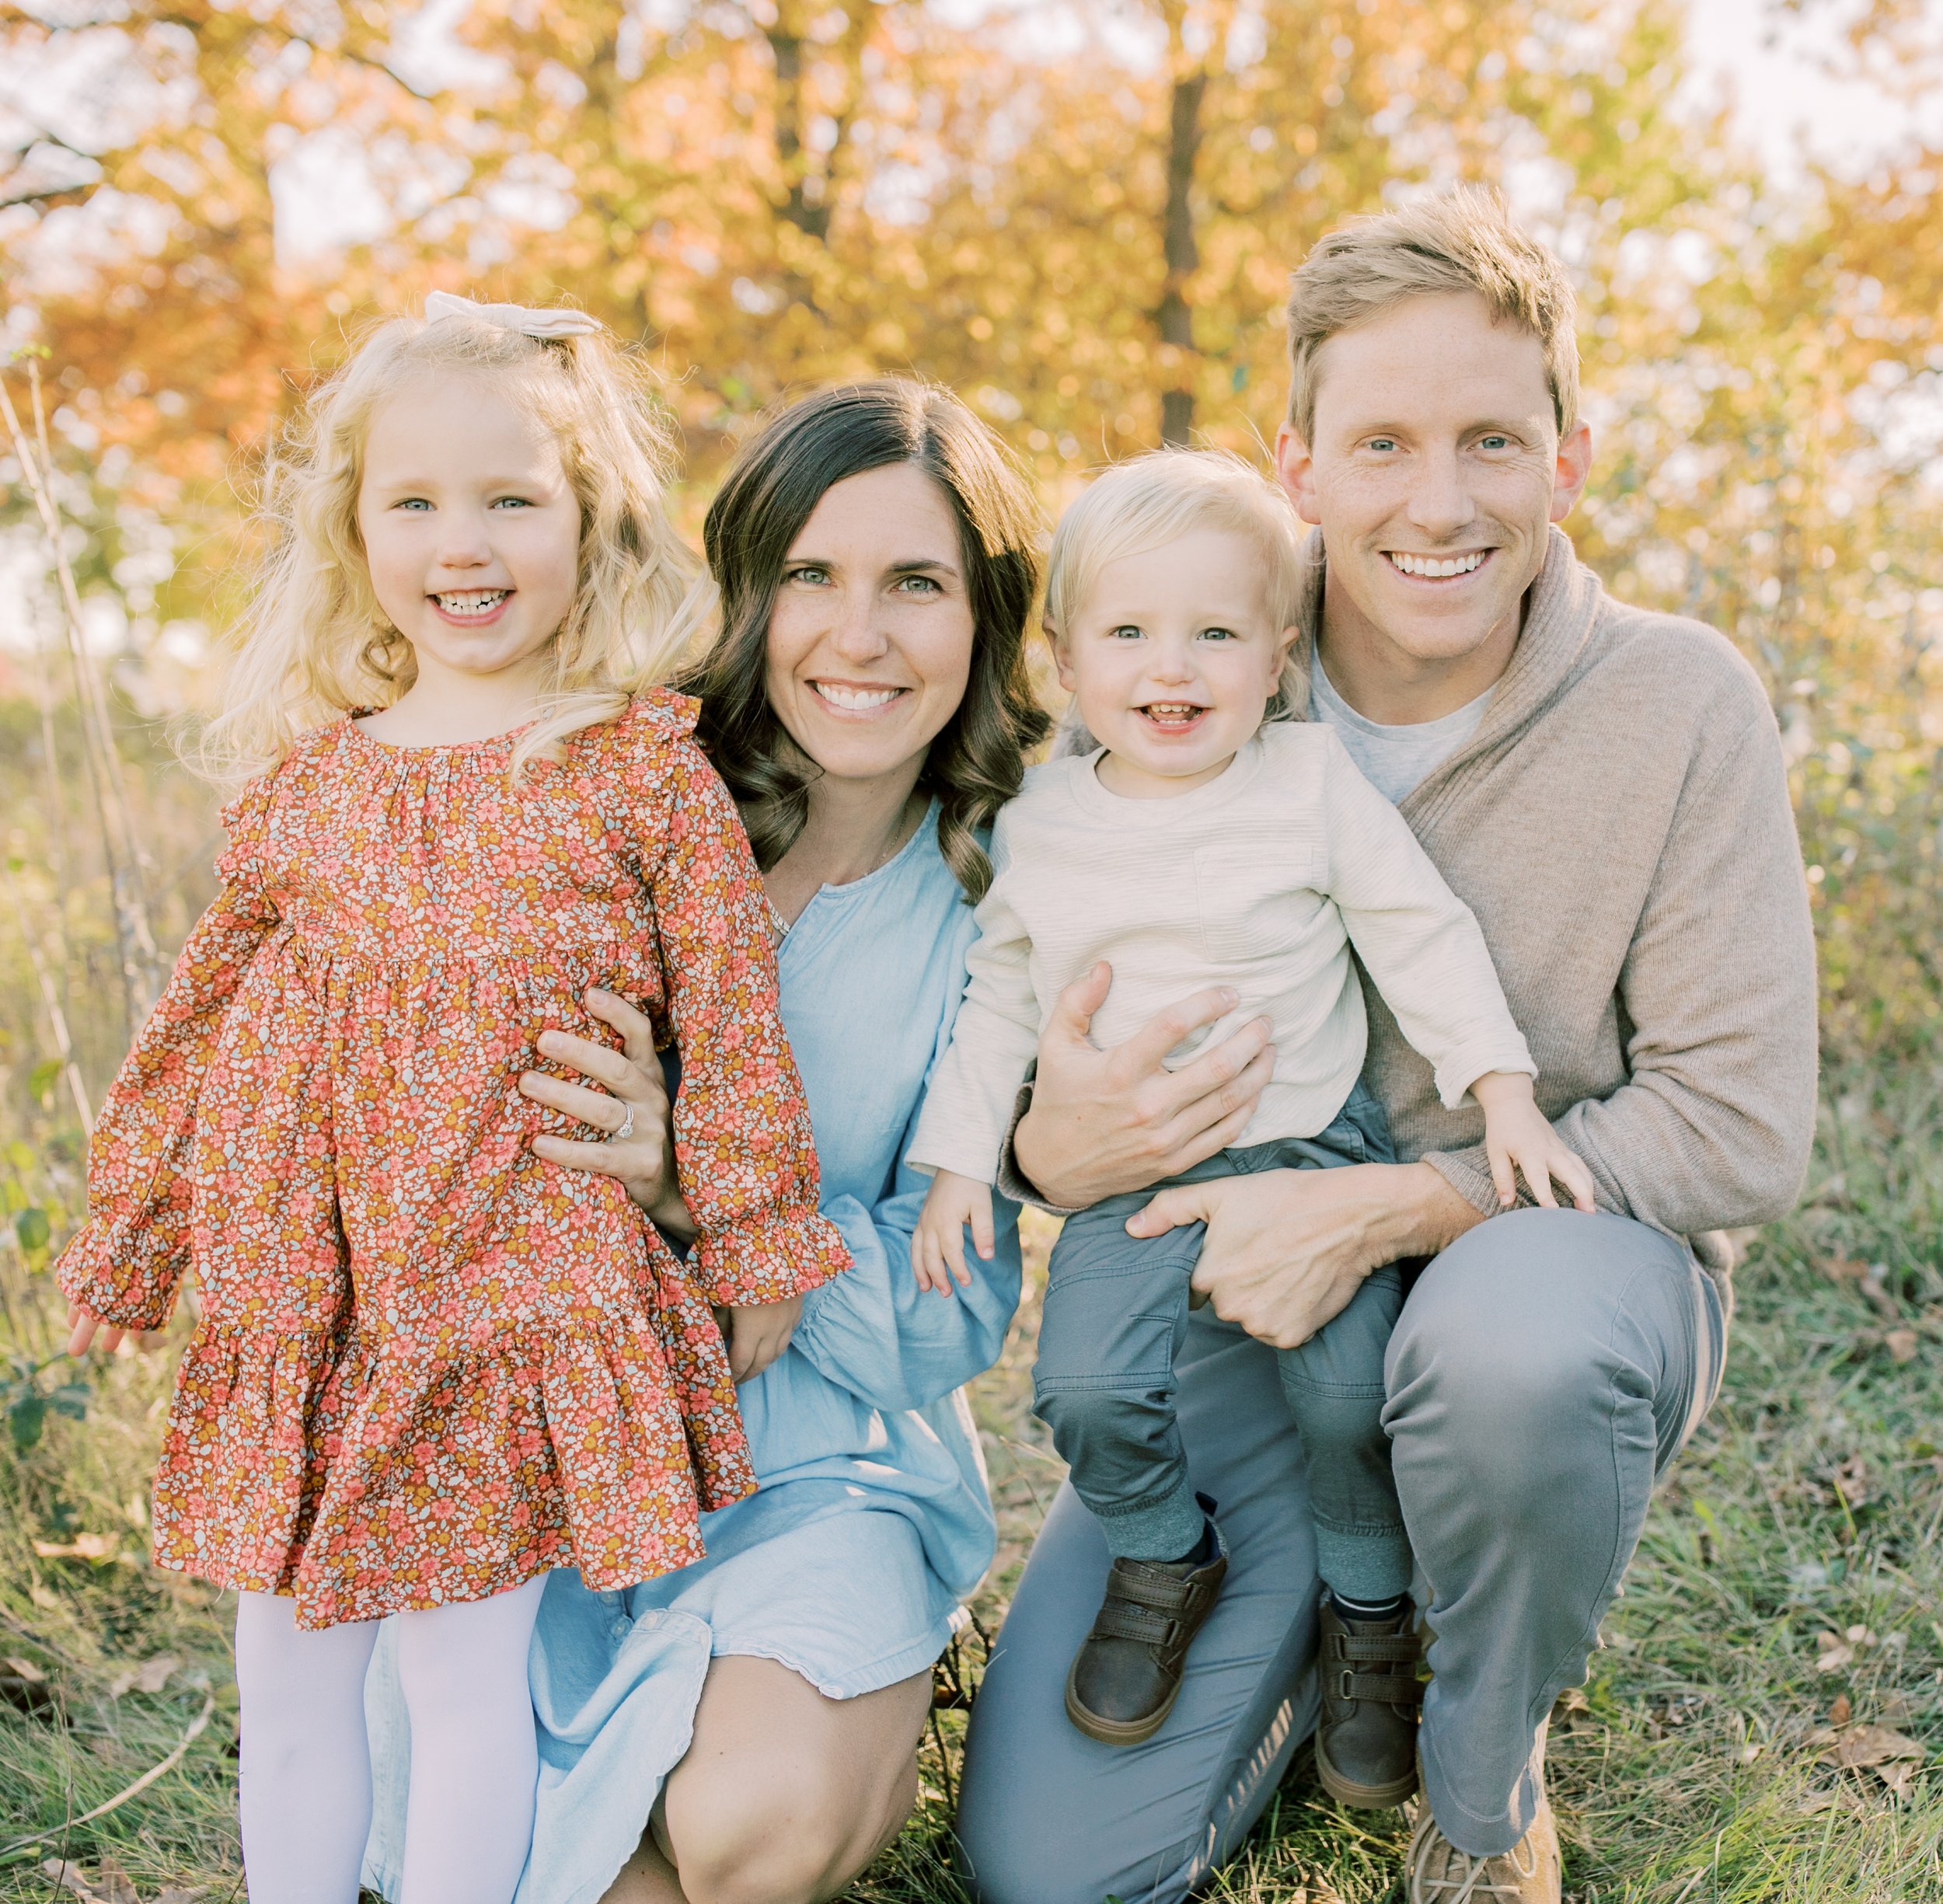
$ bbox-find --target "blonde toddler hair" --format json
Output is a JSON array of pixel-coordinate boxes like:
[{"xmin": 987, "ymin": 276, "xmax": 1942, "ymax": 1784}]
[
  {"xmin": 1045, "ymin": 448, "xmax": 1309, "ymax": 727},
  {"xmin": 1284, "ymin": 186, "xmax": 1580, "ymax": 447},
  {"xmin": 199, "ymin": 302, "xmax": 706, "ymax": 786}
]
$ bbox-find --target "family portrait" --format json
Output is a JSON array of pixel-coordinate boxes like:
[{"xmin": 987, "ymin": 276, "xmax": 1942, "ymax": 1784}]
[{"xmin": 1, "ymin": 2, "xmax": 1938, "ymax": 1901}]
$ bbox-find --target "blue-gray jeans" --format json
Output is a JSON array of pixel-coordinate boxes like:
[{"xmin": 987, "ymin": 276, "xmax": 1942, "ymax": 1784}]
[
  {"xmin": 959, "ymin": 1209, "xmax": 1726, "ymax": 1899},
  {"xmin": 1031, "ymin": 1092, "xmax": 1410, "ymax": 1600}
]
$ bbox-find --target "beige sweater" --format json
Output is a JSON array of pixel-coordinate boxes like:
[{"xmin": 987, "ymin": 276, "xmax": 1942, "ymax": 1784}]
[
  {"xmin": 907, "ymin": 724, "xmax": 1534, "ymax": 1181},
  {"xmin": 1007, "ymin": 527, "xmax": 1819, "ymax": 1291}
]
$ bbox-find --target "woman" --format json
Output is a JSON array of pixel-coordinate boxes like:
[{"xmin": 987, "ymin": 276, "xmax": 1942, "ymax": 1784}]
[{"xmin": 359, "ymin": 378, "xmax": 1047, "ymax": 1904}]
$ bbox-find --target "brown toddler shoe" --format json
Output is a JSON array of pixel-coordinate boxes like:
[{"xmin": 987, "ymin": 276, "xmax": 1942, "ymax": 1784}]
[
  {"xmin": 1063, "ymin": 1522, "xmax": 1228, "ymax": 1745},
  {"xmin": 1313, "ymin": 1589, "xmax": 1423, "ymax": 1808}
]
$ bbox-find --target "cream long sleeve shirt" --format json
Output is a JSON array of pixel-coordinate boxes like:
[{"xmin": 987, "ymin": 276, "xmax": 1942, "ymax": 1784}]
[{"xmin": 905, "ymin": 721, "xmax": 1536, "ymax": 1185}]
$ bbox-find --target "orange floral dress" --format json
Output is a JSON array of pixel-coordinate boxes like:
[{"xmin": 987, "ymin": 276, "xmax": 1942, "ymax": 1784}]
[{"xmin": 57, "ymin": 691, "xmax": 849, "ymax": 1629}]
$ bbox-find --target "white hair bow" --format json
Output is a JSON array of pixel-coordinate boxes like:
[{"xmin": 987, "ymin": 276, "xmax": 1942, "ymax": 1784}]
[{"xmin": 424, "ymin": 290, "xmax": 602, "ymax": 340}]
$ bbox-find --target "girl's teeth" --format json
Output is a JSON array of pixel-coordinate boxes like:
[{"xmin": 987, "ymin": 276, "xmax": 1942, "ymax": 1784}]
[
  {"xmin": 436, "ymin": 590, "xmax": 509, "ymax": 612},
  {"xmin": 1388, "ymin": 551, "xmax": 1486, "ymax": 578}
]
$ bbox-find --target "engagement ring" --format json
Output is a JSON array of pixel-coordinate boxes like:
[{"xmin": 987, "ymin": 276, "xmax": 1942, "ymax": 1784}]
[{"xmin": 609, "ymin": 1104, "xmax": 636, "ymax": 1144}]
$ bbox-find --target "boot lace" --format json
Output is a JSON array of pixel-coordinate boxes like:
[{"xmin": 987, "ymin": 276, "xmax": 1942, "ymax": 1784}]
[{"xmin": 1408, "ymin": 1820, "xmax": 1543, "ymax": 1902}]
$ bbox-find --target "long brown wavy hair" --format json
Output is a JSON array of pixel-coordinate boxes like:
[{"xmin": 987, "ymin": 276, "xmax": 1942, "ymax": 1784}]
[{"xmin": 678, "ymin": 379, "xmax": 1049, "ymax": 901}]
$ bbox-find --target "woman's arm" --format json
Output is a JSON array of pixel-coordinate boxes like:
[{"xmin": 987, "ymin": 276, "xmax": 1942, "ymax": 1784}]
[{"xmin": 788, "ymin": 1167, "xmax": 1024, "ymax": 1414}]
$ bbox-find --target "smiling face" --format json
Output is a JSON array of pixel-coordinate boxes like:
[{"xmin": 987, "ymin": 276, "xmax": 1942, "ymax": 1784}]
[
  {"xmin": 1275, "ymin": 291, "xmax": 1592, "ymax": 713},
  {"xmin": 762, "ymin": 462, "xmax": 976, "ymax": 793},
  {"xmin": 355, "ymin": 369, "xmax": 581, "ymax": 708},
  {"xmin": 1056, "ymin": 525, "xmax": 1296, "ymax": 799}
]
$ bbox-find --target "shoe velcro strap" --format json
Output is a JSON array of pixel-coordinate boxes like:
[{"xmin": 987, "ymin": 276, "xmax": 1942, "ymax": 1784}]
[
  {"xmin": 1092, "ymin": 1601, "xmax": 1177, "ymax": 1647},
  {"xmin": 1339, "ymin": 1669, "xmax": 1425, "ymax": 1706},
  {"xmin": 1108, "ymin": 1572, "xmax": 1203, "ymax": 1613},
  {"xmin": 1337, "ymin": 1633, "xmax": 1419, "ymax": 1663}
]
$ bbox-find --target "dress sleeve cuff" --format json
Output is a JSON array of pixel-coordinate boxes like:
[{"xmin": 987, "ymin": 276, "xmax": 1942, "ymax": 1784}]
[
  {"xmin": 689, "ymin": 1205, "xmax": 852, "ymax": 1308},
  {"xmin": 55, "ymin": 1219, "xmax": 184, "ymax": 1333},
  {"xmin": 992, "ymin": 1070, "xmax": 1085, "ymax": 1218}
]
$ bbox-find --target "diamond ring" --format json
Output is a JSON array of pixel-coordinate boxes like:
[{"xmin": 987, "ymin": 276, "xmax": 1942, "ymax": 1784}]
[{"xmin": 609, "ymin": 1104, "xmax": 636, "ymax": 1145}]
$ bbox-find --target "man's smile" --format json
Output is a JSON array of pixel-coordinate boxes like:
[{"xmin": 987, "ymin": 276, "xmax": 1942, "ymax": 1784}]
[{"xmin": 1383, "ymin": 549, "xmax": 1492, "ymax": 581}]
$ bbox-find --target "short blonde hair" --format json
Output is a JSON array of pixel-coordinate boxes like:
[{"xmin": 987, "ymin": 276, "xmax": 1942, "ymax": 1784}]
[
  {"xmin": 1285, "ymin": 187, "xmax": 1579, "ymax": 445},
  {"xmin": 1045, "ymin": 448, "xmax": 1309, "ymax": 725},
  {"xmin": 199, "ymin": 303, "xmax": 706, "ymax": 786}
]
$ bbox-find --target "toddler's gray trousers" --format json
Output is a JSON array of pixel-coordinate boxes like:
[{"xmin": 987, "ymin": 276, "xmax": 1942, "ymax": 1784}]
[{"xmin": 955, "ymin": 1206, "xmax": 1725, "ymax": 1900}]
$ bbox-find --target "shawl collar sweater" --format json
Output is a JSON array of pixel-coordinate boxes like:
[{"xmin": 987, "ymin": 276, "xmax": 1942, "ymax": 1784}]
[{"xmin": 1303, "ymin": 525, "xmax": 1817, "ymax": 1285}]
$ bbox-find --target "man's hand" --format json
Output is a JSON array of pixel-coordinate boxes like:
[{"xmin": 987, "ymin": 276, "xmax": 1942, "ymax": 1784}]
[
  {"xmin": 723, "ymin": 1295, "xmax": 803, "ymax": 1383},
  {"xmin": 1128, "ymin": 1161, "xmax": 1484, "ymax": 1349},
  {"xmin": 1013, "ymin": 963, "xmax": 1276, "ymax": 1208}
]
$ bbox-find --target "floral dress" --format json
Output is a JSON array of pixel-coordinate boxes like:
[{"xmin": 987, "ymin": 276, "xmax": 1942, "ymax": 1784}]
[{"xmin": 57, "ymin": 690, "xmax": 849, "ymax": 1629}]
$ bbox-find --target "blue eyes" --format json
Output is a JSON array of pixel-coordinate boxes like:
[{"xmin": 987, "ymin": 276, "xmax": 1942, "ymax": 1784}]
[
  {"xmin": 1109, "ymin": 627, "xmax": 1237, "ymax": 641},
  {"xmin": 391, "ymin": 496, "xmax": 533, "ymax": 511}
]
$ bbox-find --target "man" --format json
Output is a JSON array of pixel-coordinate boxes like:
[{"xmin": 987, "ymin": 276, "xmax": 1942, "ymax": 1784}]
[{"xmin": 954, "ymin": 188, "xmax": 1816, "ymax": 1903}]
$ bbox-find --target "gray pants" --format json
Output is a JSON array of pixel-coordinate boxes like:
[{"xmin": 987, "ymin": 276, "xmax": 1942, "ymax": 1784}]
[
  {"xmin": 1035, "ymin": 1128, "xmax": 1410, "ymax": 1599},
  {"xmin": 957, "ymin": 1208, "xmax": 1725, "ymax": 1900}
]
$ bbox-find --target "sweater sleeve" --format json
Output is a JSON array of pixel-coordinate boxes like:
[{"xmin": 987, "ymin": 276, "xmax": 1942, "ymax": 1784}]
[
  {"xmin": 1422, "ymin": 711, "xmax": 1818, "ymax": 1232},
  {"xmin": 56, "ymin": 776, "xmax": 282, "ymax": 1331},
  {"xmin": 650, "ymin": 741, "xmax": 851, "ymax": 1307},
  {"xmin": 902, "ymin": 818, "xmax": 1042, "ymax": 1184},
  {"xmin": 1320, "ymin": 738, "xmax": 1535, "ymax": 1106}
]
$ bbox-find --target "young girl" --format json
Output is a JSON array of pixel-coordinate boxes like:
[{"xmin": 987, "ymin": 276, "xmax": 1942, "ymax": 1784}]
[
  {"xmin": 58, "ymin": 294, "xmax": 849, "ymax": 1904},
  {"xmin": 907, "ymin": 451, "xmax": 1592, "ymax": 1798}
]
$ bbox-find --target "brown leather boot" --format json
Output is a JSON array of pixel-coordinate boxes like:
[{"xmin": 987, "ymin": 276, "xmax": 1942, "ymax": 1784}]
[
  {"xmin": 1063, "ymin": 1526, "xmax": 1228, "ymax": 1746},
  {"xmin": 1313, "ymin": 1590, "xmax": 1422, "ymax": 1808},
  {"xmin": 1405, "ymin": 1794, "xmax": 1561, "ymax": 1902}
]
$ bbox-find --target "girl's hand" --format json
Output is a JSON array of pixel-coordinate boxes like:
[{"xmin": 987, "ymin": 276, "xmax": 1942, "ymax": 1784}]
[
  {"xmin": 911, "ymin": 1171, "xmax": 995, "ymax": 1296},
  {"xmin": 1470, "ymin": 1072, "xmax": 1596, "ymax": 1212},
  {"xmin": 723, "ymin": 1295, "xmax": 801, "ymax": 1383},
  {"xmin": 67, "ymin": 1302, "xmax": 125, "ymax": 1358},
  {"xmin": 522, "ymin": 989, "xmax": 692, "ymax": 1238}
]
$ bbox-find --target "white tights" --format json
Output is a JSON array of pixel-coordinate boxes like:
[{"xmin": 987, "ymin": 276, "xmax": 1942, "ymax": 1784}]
[{"xmin": 234, "ymin": 1576, "xmax": 547, "ymax": 1904}]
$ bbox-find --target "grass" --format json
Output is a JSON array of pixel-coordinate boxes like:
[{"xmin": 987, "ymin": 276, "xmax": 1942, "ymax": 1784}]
[{"xmin": 5, "ymin": 1050, "xmax": 1943, "ymax": 1902}]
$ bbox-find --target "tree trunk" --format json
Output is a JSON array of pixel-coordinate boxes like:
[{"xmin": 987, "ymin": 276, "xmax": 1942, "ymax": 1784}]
[{"xmin": 1157, "ymin": 67, "xmax": 1205, "ymax": 446}]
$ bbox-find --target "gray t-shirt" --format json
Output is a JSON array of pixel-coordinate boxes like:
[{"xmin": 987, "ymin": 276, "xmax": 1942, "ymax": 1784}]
[{"xmin": 1309, "ymin": 657, "xmax": 1493, "ymax": 805}]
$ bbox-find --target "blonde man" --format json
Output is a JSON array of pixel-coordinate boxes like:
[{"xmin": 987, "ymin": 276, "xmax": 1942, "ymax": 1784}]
[{"xmin": 956, "ymin": 190, "xmax": 1816, "ymax": 1904}]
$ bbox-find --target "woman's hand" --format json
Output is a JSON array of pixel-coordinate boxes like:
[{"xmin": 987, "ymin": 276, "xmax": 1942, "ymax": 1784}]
[
  {"xmin": 1011, "ymin": 963, "xmax": 1277, "ymax": 1208},
  {"xmin": 522, "ymin": 989, "xmax": 692, "ymax": 1238},
  {"xmin": 723, "ymin": 1296, "xmax": 802, "ymax": 1383},
  {"xmin": 66, "ymin": 1302, "xmax": 125, "ymax": 1358}
]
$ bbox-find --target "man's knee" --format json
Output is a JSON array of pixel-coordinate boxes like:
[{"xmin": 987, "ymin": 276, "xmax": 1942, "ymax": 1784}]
[{"xmin": 1386, "ymin": 1211, "xmax": 1665, "ymax": 1491}]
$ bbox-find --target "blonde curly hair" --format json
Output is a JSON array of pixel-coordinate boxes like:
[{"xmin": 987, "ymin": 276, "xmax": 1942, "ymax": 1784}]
[{"xmin": 197, "ymin": 303, "xmax": 706, "ymax": 786}]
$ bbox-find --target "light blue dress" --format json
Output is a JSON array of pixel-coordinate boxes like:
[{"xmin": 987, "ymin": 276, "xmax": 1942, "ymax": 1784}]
[{"xmin": 362, "ymin": 807, "xmax": 1023, "ymax": 1904}]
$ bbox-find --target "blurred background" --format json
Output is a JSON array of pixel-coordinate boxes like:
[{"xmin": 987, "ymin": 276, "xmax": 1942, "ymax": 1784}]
[{"xmin": 2, "ymin": 2, "xmax": 1941, "ymax": 1898}]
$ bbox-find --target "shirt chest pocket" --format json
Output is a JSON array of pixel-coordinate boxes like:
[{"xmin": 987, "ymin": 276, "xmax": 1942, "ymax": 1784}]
[{"xmin": 1192, "ymin": 837, "xmax": 1326, "ymax": 964}]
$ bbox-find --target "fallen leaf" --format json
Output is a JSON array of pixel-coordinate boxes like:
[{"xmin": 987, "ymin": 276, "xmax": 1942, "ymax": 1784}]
[
  {"xmin": 1847, "ymin": 1624, "xmax": 1879, "ymax": 1646},
  {"xmin": 1833, "ymin": 1458, "xmax": 1872, "ymax": 1508},
  {"xmin": 1879, "ymin": 1693, "xmax": 1917, "ymax": 1723},
  {"xmin": 4, "ymin": 1655, "xmax": 45, "ymax": 1682},
  {"xmin": 1879, "ymin": 1759, "xmax": 1918, "ymax": 1798},
  {"xmin": 1739, "ymin": 1741, "xmax": 1763, "ymax": 1763},
  {"xmin": 1797, "ymin": 1783, "xmax": 1869, "ymax": 1816},
  {"xmin": 152, "ymin": 1891, "xmax": 203, "ymax": 1904},
  {"xmin": 92, "ymin": 1857, "xmax": 138, "ymax": 1904},
  {"xmin": 1830, "ymin": 1693, "xmax": 1854, "ymax": 1725},
  {"xmin": 1886, "ymin": 1328, "xmax": 1920, "ymax": 1362},
  {"xmin": 30, "ymin": 1533, "xmax": 119, "ymax": 1561},
  {"xmin": 127, "ymin": 1651, "xmax": 180, "ymax": 1694},
  {"xmin": 1825, "ymin": 1724, "xmax": 1924, "ymax": 1770},
  {"xmin": 1817, "ymin": 1632, "xmax": 1856, "ymax": 1672},
  {"xmin": 40, "ymin": 1865, "xmax": 103, "ymax": 1903}
]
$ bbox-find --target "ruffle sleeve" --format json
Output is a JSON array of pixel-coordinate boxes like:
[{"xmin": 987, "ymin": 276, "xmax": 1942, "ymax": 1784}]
[
  {"xmin": 56, "ymin": 773, "xmax": 283, "ymax": 1330},
  {"xmin": 640, "ymin": 725, "xmax": 850, "ymax": 1308}
]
